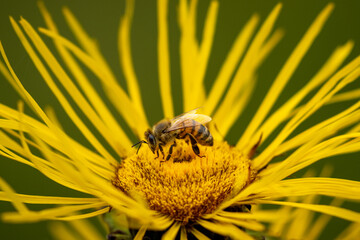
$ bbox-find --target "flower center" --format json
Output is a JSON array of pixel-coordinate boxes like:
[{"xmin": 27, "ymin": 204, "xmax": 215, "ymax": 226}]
[{"xmin": 112, "ymin": 141, "xmax": 254, "ymax": 223}]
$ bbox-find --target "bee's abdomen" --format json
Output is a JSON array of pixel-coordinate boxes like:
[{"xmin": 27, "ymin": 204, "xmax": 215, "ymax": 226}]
[
  {"xmin": 194, "ymin": 124, "xmax": 213, "ymax": 146},
  {"xmin": 177, "ymin": 122, "xmax": 213, "ymax": 146}
]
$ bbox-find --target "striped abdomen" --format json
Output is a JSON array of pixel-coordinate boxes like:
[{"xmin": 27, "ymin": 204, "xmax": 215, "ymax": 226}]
[{"xmin": 176, "ymin": 122, "xmax": 213, "ymax": 146}]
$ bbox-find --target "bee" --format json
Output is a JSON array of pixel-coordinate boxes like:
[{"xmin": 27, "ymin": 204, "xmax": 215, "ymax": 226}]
[{"xmin": 133, "ymin": 108, "xmax": 213, "ymax": 161}]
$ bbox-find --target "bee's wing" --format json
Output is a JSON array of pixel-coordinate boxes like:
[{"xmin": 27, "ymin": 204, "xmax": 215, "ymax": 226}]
[
  {"xmin": 165, "ymin": 113, "xmax": 212, "ymax": 132},
  {"xmin": 173, "ymin": 107, "xmax": 201, "ymax": 119}
]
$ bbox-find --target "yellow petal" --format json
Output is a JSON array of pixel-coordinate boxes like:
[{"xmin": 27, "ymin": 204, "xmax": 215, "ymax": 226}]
[
  {"xmin": 134, "ymin": 224, "xmax": 148, "ymax": 240},
  {"xmin": 257, "ymin": 200, "xmax": 360, "ymax": 223},
  {"xmin": 329, "ymin": 88, "xmax": 360, "ymax": 103},
  {"xmin": 248, "ymin": 40, "xmax": 354, "ymax": 153},
  {"xmin": 211, "ymin": 214, "xmax": 265, "ymax": 231},
  {"xmin": 253, "ymin": 66, "xmax": 360, "ymax": 170},
  {"xmin": 39, "ymin": 2, "xmax": 131, "ymax": 156},
  {"xmin": 117, "ymin": 0, "xmax": 148, "ymax": 125},
  {"xmin": 179, "ymin": 0, "xmax": 199, "ymax": 111},
  {"xmin": 203, "ymin": 14, "xmax": 259, "ymax": 116},
  {"xmin": 237, "ymin": 3, "xmax": 334, "ymax": 151},
  {"xmin": 70, "ymin": 219, "xmax": 104, "ymax": 240},
  {"xmin": 0, "ymin": 178, "xmax": 29, "ymax": 214},
  {"xmin": 214, "ymin": 4, "xmax": 283, "ymax": 139},
  {"xmin": 306, "ymin": 198, "xmax": 343, "ymax": 240},
  {"xmin": 2, "ymin": 202, "xmax": 107, "ymax": 223},
  {"xmin": 180, "ymin": 226, "xmax": 187, "ymax": 240},
  {"xmin": 335, "ymin": 223, "xmax": 360, "ymax": 240},
  {"xmin": 258, "ymin": 177, "xmax": 360, "ymax": 200},
  {"xmin": 161, "ymin": 222, "xmax": 180, "ymax": 240},
  {"xmin": 197, "ymin": 220, "xmax": 254, "ymax": 240},
  {"xmin": 189, "ymin": 228, "xmax": 210, "ymax": 240},
  {"xmin": 157, "ymin": 0, "xmax": 174, "ymax": 118},
  {"xmin": 10, "ymin": 17, "xmax": 118, "ymax": 164},
  {"xmin": 39, "ymin": 27, "xmax": 148, "ymax": 138},
  {"xmin": 49, "ymin": 222, "xmax": 79, "ymax": 240},
  {"xmin": 192, "ymin": 0, "xmax": 219, "ymax": 109},
  {"xmin": 0, "ymin": 192, "xmax": 100, "ymax": 204}
]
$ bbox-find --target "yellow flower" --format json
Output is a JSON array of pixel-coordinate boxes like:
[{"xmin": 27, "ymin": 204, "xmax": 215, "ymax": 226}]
[{"xmin": 0, "ymin": 0, "xmax": 360, "ymax": 239}]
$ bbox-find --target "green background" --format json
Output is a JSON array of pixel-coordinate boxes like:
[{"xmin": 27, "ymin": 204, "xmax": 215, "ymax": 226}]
[{"xmin": 0, "ymin": 0, "xmax": 359, "ymax": 239}]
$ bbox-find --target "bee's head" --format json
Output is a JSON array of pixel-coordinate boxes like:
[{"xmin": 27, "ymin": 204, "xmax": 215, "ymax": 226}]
[{"xmin": 144, "ymin": 129, "xmax": 157, "ymax": 153}]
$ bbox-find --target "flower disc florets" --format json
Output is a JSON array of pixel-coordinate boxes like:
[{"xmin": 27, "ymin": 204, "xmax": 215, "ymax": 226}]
[{"xmin": 112, "ymin": 141, "xmax": 255, "ymax": 223}]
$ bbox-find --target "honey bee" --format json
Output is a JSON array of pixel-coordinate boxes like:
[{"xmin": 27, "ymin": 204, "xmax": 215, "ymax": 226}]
[{"xmin": 133, "ymin": 108, "xmax": 213, "ymax": 161}]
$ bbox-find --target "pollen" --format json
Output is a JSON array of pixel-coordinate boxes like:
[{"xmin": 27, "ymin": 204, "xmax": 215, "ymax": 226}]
[{"xmin": 112, "ymin": 141, "xmax": 254, "ymax": 223}]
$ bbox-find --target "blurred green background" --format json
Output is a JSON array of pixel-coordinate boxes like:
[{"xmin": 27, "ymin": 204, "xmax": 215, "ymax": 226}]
[{"xmin": 0, "ymin": 0, "xmax": 359, "ymax": 239}]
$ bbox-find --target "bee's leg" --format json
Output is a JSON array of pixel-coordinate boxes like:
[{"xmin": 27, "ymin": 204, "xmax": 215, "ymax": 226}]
[
  {"xmin": 159, "ymin": 144, "xmax": 165, "ymax": 158},
  {"xmin": 155, "ymin": 149, "xmax": 160, "ymax": 159},
  {"xmin": 185, "ymin": 133, "xmax": 203, "ymax": 157},
  {"xmin": 166, "ymin": 141, "xmax": 177, "ymax": 161}
]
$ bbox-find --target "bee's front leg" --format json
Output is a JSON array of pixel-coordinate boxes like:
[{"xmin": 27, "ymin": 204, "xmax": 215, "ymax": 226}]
[
  {"xmin": 159, "ymin": 144, "xmax": 165, "ymax": 158},
  {"xmin": 166, "ymin": 141, "xmax": 177, "ymax": 161}
]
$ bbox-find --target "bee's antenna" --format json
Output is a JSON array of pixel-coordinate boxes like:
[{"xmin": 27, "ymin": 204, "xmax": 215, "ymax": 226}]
[{"xmin": 132, "ymin": 140, "xmax": 147, "ymax": 154}]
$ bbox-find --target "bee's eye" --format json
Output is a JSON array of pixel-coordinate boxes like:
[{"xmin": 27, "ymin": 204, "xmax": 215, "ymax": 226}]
[{"xmin": 148, "ymin": 134, "xmax": 156, "ymax": 145}]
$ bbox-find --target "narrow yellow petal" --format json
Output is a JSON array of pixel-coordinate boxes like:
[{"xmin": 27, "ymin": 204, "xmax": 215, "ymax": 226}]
[
  {"xmin": 0, "ymin": 145, "xmax": 32, "ymax": 167},
  {"xmin": 157, "ymin": 0, "xmax": 174, "ymax": 118},
  {"xmin": 306, "ymin": 198, "xmax": 343, "ymax": 240},
  {"xmin": 212, "ymin": 215, "xmax": 265, "ymax": 231},
  {"xmin": 14, "ymin": 18, "xmax": 118, "ymax": 164},
  {"xmin": 256, "ymin": 28, "xmax": 285, "ymax": 65},
  {"xmin": 70, "ymin": 220, "xmax": 104, "ymax": 240},
  {"xmin": 329, "ymin": 88, "xmax": 360, "ymax": 103},
  {"xmin": 213, "ymin": 77, "xmax": 255, "ymax": 136},
  {"xmin": 49, "ymin": 222, "xmax": 79, "ymax": 240},
  {"xmin": 279, "ymin": 133, "xmax": 360, "ymax": 181},
  {"xmin": 39, "ymin": 2, "xmax": 131, "ymax": 156},
  {"xmin": 20, "ymin": 125, "xmax": 90, "ymax": 193},
  {"xmin": 253, "ymin": 66, "xmax": 360, "ymax": 170},
  {"xmin": 215, "ymin": 210, "xmax": 284, "ymax": 222},
  {"xmin": 0, "ymin": 178, "xmax": 29, "ymax": 214},
  {"xmin": 44, "ymin": 106, "xmax": 63, "ymax": 130},
  {"xmin": 51, "ymin": 207, "xmax": 110, "ymax": 221},
  {"xmin": 39, "ymin": 28, "xmax": 148, "ymax": 138},
  {"xmin": 61, "ymin": 7, "xmax": 113, "ymax": 75},
  {"xmin": 335, "ymin": 223, "xmax": 360, "ymax": 240},
  {"xmin": 0, "ymin": 60, "xmax": 26, "ymax": 100},
  {"xmin": 118, "ymin": 0, "xmax": 148, "ymax": 124},
  {"xmin": 19, "ymin": 18, "xmax": 121, "ymax": 163},
  {"xmin": 215, "ymin": 4, "xmax": 282, "ymax": 139},
  {"xmin": 180, "ymin": 226, "xmax": 187, "ymax": 240},
  {"xmin": 273, "ymin": 101, "xmax": 360, "ymax": 156},
  {"xmin": 161, "ymin": 222, "xmax": 181, "ymax": 240},
  {"xmin": 179, "ymin": 0, "xmax": 199, "ymax": 111},
  {"xmin": 257, "ymin": 200, "xmax": 360, "ymax": 223},
  {"xmin": 0, "ymin": 193, "xmax": 100, "ymax": 204},
  {"xmin": 62, "ymin": 5, "xmax": 147, "ymax": 133},
  {"xmin": 0, "ymin": 129, "xmax": 35, "ymax": 167},
  {"xmin": 198, "ymin": 220, "xmax": 254, "ymax": 240},
  {"xmin": 203, "ymin": 14, "xmax": 259, "ymax": 115},
  {"xmin": 0, "ymin": 104, "xmax": 114, "ymax": 175},
  {"xmin": 134, "ymin": 225, "xmax": 148, "ymax": 240},
  {"xmin": 213, "ymin": 30, "xmax": 284, "ymax": 135},
  {"xmin": 245, "ymin": 41, "xmax": 355, "ymax": 155},
  {"xmin": 285, "ymin": 194, "xmax": 318, "ymax": 240},
  {"xmin": 0, "ymin": 39, "xmax": 50, "ymax": 126},
  {"xmin": 189, "ymin": 228, "xmax": 210, "ymax": 240},
  {"xmin": 2, "ymin": 202, "xmax": 107, "ymax": 223},
  {"xmin": 267, "ymin": 197, "xmax": 297, "ymax": 237},
  {"xmin": 237, "ymin": 3, "xmax": 334, "ymax": 151},
  {"xmin": 192, "ymin": 0, "xmax": 219, "ymax": 108}
]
